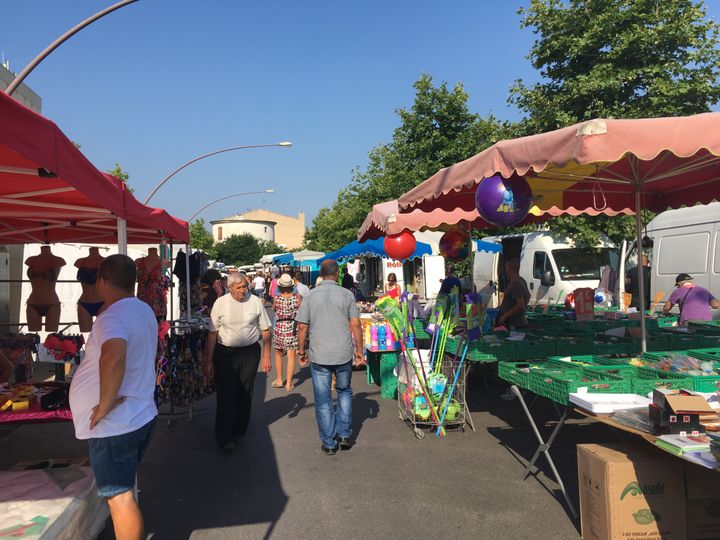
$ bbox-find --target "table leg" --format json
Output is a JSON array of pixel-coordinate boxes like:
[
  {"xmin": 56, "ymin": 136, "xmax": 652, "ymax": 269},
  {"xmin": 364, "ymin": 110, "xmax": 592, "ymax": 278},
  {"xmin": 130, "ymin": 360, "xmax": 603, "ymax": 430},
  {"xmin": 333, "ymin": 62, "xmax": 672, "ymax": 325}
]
[
  {"xmin": 464, "ymin": 363, "xmax": 476, "ymax": 432},
  {"xmin": 511, "ymin": 385, "xmax": 578, "ymax": 519}
]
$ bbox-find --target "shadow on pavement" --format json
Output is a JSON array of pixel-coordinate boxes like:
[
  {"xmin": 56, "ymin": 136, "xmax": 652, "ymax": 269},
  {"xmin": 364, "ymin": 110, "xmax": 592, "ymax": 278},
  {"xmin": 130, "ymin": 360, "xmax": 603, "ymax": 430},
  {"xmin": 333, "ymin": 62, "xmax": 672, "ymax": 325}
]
[{"xmin": 100, "ymin": 372, "xmax": 301, "ymax": 540}]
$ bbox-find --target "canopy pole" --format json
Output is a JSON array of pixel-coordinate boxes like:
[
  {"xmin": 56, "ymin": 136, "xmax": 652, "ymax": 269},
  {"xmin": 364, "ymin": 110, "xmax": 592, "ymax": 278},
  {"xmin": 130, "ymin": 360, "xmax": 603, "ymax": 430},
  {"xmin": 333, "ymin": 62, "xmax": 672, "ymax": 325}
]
[
  {"xmin": 185, "ymin": 244, "xmax": 192, "ymax": 323},
  {"xmin": 467, "ymin": 221, "xmax": 476, "ymax": 293},
  {"xmin": 117, "ymin": 218, "xmax": 127, "ymax": 255},
  {"xmin": 634, "ymin": 186, "xmax": 647, "ymax": 353}
]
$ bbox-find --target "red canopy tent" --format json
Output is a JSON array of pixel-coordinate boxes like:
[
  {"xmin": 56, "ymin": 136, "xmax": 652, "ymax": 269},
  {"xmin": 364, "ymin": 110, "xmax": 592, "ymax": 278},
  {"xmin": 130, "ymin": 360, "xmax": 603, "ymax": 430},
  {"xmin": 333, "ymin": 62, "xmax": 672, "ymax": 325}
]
[{"xmin": 0, "ymin": 90, "xmax": 187, "ymax": 244}]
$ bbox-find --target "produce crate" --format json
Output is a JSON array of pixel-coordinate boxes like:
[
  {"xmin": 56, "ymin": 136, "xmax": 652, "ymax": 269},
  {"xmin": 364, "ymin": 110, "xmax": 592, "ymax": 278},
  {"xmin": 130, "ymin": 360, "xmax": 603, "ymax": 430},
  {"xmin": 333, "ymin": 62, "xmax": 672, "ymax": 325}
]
[
  {"xmin": 631, "ymin": 366, "xmax": 693, "ymax": 395},
  {"xmin": 475, "ymin": 339, "xmax": 517, "ymax": 362},
  {"xmin": 688, "ymin": 321, "xmax": 720, "ymax": 334},
  {"xmin": 555, "ymin": 335, "xmax": 594, "ymax": 356},
  {"xmin": 592, "ymin": 335, "xmax": 633, "ymax": 355},
  {"xmin": 528, "ymin": 367, "xmax": 629, "ymax": 406},
  {"xmin": 498, "ymin": 361, "xmax": 545, "ymax": 389},
  {"xmin": 688, "ymin": 348, "xmax": 720, "ymax": 362},
  {"xmin": 379, "ymin": 354, "xmax": 398, "ymax": 399},
  {"xmin": 546, "ymin": 355, "xmax": 637, "ymax": 378},
  {"xmin": 661, "ymin": 332, "xmax": 706, "ymax": 350},
  {"xmin": 366, "ymin": 350, "xmax": 398, "ymax": 386},
  {"xmin": 516, "ymin": 337, "xmax": 557, "ymax": 361},
  {"xmin": 645, "ymin": 316, "xmax": 678, "ymax": 330},
  {"xmin": 630, "ymin": 333, "xmax": 669, "ymax": 353},
  {"xmin": 699, "ymin": 334, "xmax": 720, "ymax": 348},
  {"xmin": 638, "ymin": 352, "xmax": 720, "ymax": 393}
]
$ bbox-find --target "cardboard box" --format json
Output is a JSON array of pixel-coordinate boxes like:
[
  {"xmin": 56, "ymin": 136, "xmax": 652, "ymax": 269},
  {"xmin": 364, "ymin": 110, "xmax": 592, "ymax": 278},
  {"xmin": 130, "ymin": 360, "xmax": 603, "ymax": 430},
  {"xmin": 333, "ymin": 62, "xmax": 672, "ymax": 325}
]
[
  {"xmin": 651, "ymin": 390, "xmax": 714, "ymax": 435},
  {"xmin": 578, "ymin": 443, "xmax": 686, "ymax": 540},
  {"xmin": 684, "ymin": 463, "xmax": 720, "ymax": 540}
]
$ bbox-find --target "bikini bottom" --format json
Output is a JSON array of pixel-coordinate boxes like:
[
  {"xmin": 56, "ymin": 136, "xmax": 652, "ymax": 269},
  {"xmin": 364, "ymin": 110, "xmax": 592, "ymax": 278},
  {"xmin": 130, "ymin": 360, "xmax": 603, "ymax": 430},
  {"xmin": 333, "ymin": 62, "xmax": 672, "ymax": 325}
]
[
  {"xmin": 78, "ymin": 301, "xmax": 104, "ymax": 317},
  {"xmin": 28, "ymin": 303, "xmax": 60, "ymax": 317}
]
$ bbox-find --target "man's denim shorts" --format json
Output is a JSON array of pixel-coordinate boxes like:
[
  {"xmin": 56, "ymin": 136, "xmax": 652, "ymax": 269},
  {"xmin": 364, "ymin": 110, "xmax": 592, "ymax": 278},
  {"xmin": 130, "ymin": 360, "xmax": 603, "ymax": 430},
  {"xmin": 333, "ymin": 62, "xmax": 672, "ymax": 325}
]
[{"xmin": 88, "ymin": 418, "xmax": 156, "ymax": 498}]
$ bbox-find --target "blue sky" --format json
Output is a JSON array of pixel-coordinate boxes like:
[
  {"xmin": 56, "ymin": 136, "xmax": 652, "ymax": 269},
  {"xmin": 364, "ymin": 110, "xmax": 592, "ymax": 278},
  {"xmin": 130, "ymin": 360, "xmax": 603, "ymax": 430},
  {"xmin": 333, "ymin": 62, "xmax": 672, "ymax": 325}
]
[{"xmin": 3, "ymin": 1, "xmax": 719, "ymax": 227}]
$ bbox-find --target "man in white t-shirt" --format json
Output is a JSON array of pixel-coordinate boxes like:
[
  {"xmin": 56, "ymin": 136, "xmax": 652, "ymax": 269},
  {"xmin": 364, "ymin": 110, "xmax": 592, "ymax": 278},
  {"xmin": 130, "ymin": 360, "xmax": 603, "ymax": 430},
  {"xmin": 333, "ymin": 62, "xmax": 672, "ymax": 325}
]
[
  {"xmin": 204, "ymin": 273, "xmax": 272, "ymax": 452},
  {"xmin": 253, "ymin": 273, "xmax": 266, "ymax": 298},
  {"xmin": 69, "ymin": 254, "xmax": 158, "ymax": 540}
]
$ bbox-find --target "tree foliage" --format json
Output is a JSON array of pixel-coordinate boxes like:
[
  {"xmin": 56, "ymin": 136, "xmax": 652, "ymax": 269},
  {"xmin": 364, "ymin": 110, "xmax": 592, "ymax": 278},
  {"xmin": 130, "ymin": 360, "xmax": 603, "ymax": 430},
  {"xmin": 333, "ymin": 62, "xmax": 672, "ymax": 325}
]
[
  {"xmin": 106, "ymin": 163, "xmax": 133, "ymax": 193},
  {"xmin": 511, "ymin": 0, "xmax": 720, "ymax": 134},
  {"xmin": 304, "ymin": 75, "xmax": 509, "ymax": 252},
  {"xmin": 189, "ymin": 219, "xmax": 216, "ymax": 258},
  {"xmin": 214, "ymin": 233, "xmax": 285, "ymax": 266}
]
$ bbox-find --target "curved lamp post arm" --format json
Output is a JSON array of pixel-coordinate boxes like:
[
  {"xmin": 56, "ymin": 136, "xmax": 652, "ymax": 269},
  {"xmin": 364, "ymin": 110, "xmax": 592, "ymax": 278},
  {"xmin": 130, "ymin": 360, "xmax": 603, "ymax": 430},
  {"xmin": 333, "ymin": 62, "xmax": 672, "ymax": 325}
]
[
  {"xmin": 5, "ymin": 0, "xmax": 139, "ymax": 96},
  {"xmin": 144, "ymin": 142, "xmax": 291, "ymax": 204},
  {"xmin": 188, "ymin": 189, "xmax": 275, "ymax": 222}
]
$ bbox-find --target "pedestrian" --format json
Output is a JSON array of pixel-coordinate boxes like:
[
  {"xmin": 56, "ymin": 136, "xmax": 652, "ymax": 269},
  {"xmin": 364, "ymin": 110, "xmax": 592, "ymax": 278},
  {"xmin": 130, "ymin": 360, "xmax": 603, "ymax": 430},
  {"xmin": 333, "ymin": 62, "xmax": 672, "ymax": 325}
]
[
  {"xmin": 271, "ymin": 273, "xmax": 301, "ymax": 391},
  {"xmin": 294, "ymin": 271, "xmax": 310, "ymax": 298},
  {"xmin": 356, "ymin": 263, "xmax": 369, "ymax": 299},
  {"xmin": 497, "ymin": 257, "xmax": 530, "ymax": 401},
  {"xmin": 439, "ymin": 264, "xmax": 462, "ymax": 296},
  {"xmin": 662, "ymin": 273, "xmax": 719, "ymax": 325},
  {"xmin": 204, "ymin": 273, "xmax": 272, "ymax": 452},
  {"xmin": 68, "ymin": 254, "xmax": 158, "ymax": 540},
  {"xmin": 626, "ymin": 255, "xmax": 651, "ymax": 310},
  {"xmin": 384, "ymin": 272, "xmax": 401, "ymax": 298},
  {"xmin": 252, "ymin": 272, "xmax": 265, "ymax": 299},
  {"xmin": 342, "ymin": 273, "xmax": 362, "ymax": 301},
  {"xmin": 296, "ymin": 260, "xmax": 363, "ymax": 454}
]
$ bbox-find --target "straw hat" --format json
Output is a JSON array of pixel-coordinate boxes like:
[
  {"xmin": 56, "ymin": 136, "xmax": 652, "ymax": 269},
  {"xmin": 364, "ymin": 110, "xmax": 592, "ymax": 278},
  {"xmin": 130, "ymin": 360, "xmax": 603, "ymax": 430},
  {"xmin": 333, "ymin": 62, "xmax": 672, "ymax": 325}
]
[{"xmin": 278, "ymin": 273, "xmax": 294, "ymax": 288}]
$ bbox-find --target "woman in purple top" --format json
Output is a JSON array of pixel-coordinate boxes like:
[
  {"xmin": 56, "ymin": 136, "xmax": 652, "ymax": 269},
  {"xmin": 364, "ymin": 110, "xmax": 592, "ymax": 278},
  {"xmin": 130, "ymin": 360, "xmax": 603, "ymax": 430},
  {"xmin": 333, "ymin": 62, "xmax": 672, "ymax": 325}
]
[{"xmin": 662, "ymin": 273, "xmax": 720, "ymax": 325}]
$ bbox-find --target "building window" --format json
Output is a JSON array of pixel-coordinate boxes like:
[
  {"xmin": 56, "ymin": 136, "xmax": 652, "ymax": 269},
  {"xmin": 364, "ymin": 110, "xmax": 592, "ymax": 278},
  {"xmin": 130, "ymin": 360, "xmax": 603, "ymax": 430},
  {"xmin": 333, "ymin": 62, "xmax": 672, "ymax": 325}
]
[
  {"xmin": 218, "ymin": 226, "xmax": 223, "ymax": 241},
  {"xmin": 264, "ymin": 226, "xmax": 267, "ymax": 233}
]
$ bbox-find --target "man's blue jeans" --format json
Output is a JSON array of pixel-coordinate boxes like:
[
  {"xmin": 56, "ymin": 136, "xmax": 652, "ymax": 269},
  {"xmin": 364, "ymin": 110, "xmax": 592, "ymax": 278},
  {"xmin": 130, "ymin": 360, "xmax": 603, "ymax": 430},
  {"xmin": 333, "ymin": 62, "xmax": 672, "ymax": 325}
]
[{"xmin": 310, "ymin": 360, "xmax": 352, "ymax": 448}]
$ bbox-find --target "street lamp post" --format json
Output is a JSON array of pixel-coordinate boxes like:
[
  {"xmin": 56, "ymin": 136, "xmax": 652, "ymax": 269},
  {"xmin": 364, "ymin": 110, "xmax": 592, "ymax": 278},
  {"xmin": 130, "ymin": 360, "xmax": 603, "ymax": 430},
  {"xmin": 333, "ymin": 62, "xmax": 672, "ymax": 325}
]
[
  {"xmin": 144, "ymin": 142, "xmax": 291, "ymax": 204},
  {"xmin": 5, "ymin": 0, "xmax": 139, "ymax": 96},
  {"xmin": 182, "ymin": 188, "xmax": 275, "ymax": 322}
]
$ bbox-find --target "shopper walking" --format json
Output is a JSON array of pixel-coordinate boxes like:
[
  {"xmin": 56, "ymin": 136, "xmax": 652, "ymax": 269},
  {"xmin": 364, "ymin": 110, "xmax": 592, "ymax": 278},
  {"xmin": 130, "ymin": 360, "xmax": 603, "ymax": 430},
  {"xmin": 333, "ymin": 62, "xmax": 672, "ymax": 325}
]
[
  {"xmin": 204, "ymin": 273, "xmax": 272, "ymax": 452},
  {"xmin": 296, "ymin": 260, "xmax": 363, "ymax": 454},
  {"xmin": 272, "ymin": 273, "xmax": 301, "ymax": 391},
  {"xmin": 294, "ymin": 271, "xmax": 310, "ymax": 298},
  {"xmin": 252, "ymin": 273, "xmax": 266, "ymax": 299},
  {"xmin": 68, "ymin": 254, "xmax": 158, "ymax": 540}
]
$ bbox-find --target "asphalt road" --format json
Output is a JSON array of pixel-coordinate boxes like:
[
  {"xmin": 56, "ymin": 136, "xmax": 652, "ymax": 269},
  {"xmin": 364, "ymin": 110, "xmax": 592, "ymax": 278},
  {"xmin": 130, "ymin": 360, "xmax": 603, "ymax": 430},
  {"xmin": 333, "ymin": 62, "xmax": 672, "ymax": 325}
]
[{"xmin": 1, "ymin": 361, "xmax": 627, "ymax": 539}]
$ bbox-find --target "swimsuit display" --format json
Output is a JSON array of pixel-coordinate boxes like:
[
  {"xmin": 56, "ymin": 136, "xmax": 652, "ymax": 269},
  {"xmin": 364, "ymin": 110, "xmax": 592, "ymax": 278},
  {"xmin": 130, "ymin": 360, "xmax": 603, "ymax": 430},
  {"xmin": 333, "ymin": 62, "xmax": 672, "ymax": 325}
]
[
  {"xmin": 43, "ymin": 334, "xmax": 85, "ymax": 363},
  {"xmin": 155, "ymin": 325, "xmax": 211, "ymax": 407},
  {"xmin": 75, "ymin": 267, "xmax": 98, "ymax": 285},
  {"xmin": 78, "ymin": 301, "xmax": 104, "ymax": 317},
  {"xmin": 136, "ymin": 260, "xmax": 169, "ymax": 319}
]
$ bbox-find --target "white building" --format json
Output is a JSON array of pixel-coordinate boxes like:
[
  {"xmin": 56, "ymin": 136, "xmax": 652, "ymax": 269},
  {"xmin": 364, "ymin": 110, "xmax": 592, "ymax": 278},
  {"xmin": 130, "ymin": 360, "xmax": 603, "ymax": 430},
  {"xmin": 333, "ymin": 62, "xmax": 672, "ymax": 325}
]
[{"xmin": 210, "ymin": 215, "xmax": 276, "ymax": 243}]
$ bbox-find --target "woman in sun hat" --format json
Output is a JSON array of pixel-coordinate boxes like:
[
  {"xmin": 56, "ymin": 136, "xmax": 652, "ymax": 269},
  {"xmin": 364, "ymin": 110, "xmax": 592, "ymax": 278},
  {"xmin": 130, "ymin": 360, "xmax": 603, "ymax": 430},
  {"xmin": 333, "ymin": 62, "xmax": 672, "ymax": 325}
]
[
  {"xmin": 271, "ymin": 273, "xmax": 302, "ymax": 391},
  {"xmin": 661, "ymin": 273, "xmax": 720, "ymax": 326}
]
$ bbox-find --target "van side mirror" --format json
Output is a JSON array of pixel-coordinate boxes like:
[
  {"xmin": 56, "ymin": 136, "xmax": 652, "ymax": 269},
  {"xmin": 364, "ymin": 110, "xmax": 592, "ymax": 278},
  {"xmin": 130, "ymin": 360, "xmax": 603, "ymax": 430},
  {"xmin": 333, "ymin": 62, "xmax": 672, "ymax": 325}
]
[{"xmin": 541, "ymin": 270, "xmax": 555, "ymax": 287}]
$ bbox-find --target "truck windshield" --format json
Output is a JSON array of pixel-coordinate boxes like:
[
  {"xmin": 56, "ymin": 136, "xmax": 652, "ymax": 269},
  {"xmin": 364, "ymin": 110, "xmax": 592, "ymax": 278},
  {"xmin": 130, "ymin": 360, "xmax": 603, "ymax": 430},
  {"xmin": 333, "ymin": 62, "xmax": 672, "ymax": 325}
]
[{"xmin": 551, "ymin": 248, "xmax": 619, "ymax": 280}]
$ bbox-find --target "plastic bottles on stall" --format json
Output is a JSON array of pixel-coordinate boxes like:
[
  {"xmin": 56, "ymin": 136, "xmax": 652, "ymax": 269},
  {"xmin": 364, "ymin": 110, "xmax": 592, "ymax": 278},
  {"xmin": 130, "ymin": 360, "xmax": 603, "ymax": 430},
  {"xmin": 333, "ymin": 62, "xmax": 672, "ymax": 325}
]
[
  {"xmin": 378, "ymin": 324, "xmax": 387, "ymax": 350},
  {"xmin": 364, "ymin": 324, "xmax": 371, "ymax": 347},
  {"xmin": 406, "ymin": 332, "xmax": 415, "ymax": 349},
  {"xmin": 370, "ymin": 324, "xmax": 379, "ymax": 350},
  {"xmin": 386, "ymin": 323, "xmax": 395, "ymax": 350}
]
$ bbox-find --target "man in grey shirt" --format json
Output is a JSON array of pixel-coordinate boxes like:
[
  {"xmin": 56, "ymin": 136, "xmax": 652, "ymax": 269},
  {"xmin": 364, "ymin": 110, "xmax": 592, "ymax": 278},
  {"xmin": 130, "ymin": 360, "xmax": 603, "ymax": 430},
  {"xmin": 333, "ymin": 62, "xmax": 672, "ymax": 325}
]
[
  {"xmin": 497, "ymin": 257, "xmax": 530, "ymax": 329},
  {"xmin": 296, "ymin": 260, "xmax": 363, "ymax": 455}
]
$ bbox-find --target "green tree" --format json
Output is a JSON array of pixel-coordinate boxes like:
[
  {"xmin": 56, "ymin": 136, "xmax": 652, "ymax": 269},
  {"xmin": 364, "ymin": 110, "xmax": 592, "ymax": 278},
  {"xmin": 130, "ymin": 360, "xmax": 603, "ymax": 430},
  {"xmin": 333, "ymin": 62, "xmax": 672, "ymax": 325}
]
[
  {"xmin": 505, "ymin": 0, "xmax": 720, "ymax": 247},
  {"xmin": 258, "ymin": 239, "xmax": 286, "ymax": 257},
  {"xmin": 106, "ymin": 163, "xmax": 133, "ymax": 193},
  {"xmin": 189, "ymin": 219, "xmax": 216, "ymax": 258},
  {"xmin": 215, "ymin": 233, "xmax": 262, "ymax": 266},
  {"xmin": 305, "ymin": 75, "xmax": 509, "ymax": 252}
]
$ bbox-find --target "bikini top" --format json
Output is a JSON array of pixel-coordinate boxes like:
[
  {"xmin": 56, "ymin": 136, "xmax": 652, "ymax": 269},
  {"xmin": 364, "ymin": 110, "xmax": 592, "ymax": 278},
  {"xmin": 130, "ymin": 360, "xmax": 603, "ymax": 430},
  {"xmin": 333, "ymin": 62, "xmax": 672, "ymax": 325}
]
[
  {"xmin": 76, "ymin": 267, "xmax": 98, "ymax": 285},
  {"xmin": 27, "ymin": 267, "xmax": 59, "ymax": 281},
  {"xmin": 136, "ymin": 260, "xmax": 162, "ymax": 283}
]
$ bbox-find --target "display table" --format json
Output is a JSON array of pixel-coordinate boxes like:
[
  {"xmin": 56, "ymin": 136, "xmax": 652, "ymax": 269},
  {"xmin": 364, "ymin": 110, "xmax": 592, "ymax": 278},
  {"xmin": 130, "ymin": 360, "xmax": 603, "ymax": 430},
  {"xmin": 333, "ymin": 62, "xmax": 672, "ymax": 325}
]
[
  {"xmin": 0, "ymin": 405, "xmax": 72, "ymax": 425},
  {"xmin": 0, "ymin": 466, "xmax": 107, "ymax": 539}
]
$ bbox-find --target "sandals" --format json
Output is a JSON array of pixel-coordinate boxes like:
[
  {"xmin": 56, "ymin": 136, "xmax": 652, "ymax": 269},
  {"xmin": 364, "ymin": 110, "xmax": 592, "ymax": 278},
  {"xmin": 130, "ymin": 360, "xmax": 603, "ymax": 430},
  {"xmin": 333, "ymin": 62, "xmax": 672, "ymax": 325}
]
[
  {"xmin": 285, "ymin": 384, "xmax": 295, "ymax": 392},
  {"xmin": 271, "ymin": 380, "xmax": 284, "ymax": 388}
]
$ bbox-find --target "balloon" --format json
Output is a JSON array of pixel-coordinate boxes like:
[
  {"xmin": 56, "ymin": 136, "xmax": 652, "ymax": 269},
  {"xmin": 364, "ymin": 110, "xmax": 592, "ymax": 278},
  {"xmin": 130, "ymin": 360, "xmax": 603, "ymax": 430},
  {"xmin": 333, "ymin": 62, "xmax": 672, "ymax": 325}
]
[
  {"xmin": 475, "ymin": 174, "xmax": 533, "ymax": 227},
  {"xmin": 383, "ymin": 231, "xmax": 416, "ymax": 260},
  {"xmin": 439, "ymin": 230, "xmax": 469, "ymax": 262}
]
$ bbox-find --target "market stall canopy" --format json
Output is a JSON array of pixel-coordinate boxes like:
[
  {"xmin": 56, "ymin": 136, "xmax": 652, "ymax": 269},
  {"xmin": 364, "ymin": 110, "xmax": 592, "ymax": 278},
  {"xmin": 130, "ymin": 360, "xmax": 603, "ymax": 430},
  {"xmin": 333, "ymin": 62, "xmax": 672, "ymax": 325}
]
[
  {"xmin": 272, "ymin": 250, "xmax": 325, "ymax": 265},
  {"xmin": 0, "ymin": 91, "xmax": 127, "ymax": 242},
  {"xmin": 319, "ymin": 237, "xmax": 432, "ymax": 263},
  {"xmin": 357, "ymin": 199, "xmax": 626, "ymax": 242},
  {"xmin": 118, "ymin": 178, "xmax": 189, "ymax": 244},
  {"xmin": 398, "ymin": 113, "xmax": 720, "ymax": 214},
  {"xmin": 474, "ymin": 239, "xmax": 502, "ymax": 253}
]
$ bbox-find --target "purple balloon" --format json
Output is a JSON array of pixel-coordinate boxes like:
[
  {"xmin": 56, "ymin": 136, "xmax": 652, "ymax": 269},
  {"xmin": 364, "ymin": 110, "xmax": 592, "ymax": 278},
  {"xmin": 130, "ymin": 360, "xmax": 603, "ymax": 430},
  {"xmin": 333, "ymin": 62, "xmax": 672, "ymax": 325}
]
[{"xmin": 475, "ymin": 174, "xmax": 532, "ymax": 227}]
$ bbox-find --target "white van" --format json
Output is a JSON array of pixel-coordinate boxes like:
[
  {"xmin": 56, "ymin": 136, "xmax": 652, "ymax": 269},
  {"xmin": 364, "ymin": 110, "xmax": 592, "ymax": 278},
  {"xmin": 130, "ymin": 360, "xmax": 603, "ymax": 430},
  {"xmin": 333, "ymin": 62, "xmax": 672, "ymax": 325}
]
[
  {"xmin": 637, "ymin": 202, "xmax": 720, "ymax": 316},
  {"xmin": 473, "ymin": 232, "xmax": 619, "ymax": 307}
]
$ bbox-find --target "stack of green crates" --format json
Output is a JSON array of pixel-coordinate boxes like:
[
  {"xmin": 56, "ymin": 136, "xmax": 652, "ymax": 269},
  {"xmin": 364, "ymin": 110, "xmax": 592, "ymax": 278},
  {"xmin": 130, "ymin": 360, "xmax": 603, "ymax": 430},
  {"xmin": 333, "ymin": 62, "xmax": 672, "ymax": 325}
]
[
  {"xmin": 555, "ymin": 334, "xmax": 594, "ymax": 356},
  {"xmin": 641, "ymin": 350, "xmax": 720, "ymax": 392},
  {"xmin": 498, "ymin": 361, "xmax": 545, "ymax": 389},
  {"xmin": 528, "ymin": 366, "xmax": 630, "ymax": 406},
  {"xmin": 592, "ymin": 334, "xmax": 633, "ymax": 355},
  {"xmin": 379, "ymin": 353, "xmax": 398, "ymax": 399},
  {"xmin": 630, "ymin": 332, "xmax": 669, "ymax": 353},
  {"xmin": 516, "ymin": 336, "xmax": 557, "ymax": 360},
  {"xmin": 591, "ymin": 356, "xmax": 694, "ymax": 395}
]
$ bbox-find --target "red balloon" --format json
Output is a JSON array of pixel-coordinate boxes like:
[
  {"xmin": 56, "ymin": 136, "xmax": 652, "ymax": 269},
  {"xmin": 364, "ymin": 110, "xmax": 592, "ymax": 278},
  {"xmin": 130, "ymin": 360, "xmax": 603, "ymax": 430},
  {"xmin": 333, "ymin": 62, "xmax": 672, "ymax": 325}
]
[{"xmin": 384, "ymin": 231, "xmax": 416, "ymax": 260}]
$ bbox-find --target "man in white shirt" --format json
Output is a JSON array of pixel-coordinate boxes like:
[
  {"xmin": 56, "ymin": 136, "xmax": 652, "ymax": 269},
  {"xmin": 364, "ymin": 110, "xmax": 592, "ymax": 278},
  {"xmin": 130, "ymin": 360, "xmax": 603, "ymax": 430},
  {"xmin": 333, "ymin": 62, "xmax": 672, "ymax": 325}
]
[
  {"xmin": 204, "ymin": 273, "xmax": 272, "ymax": 452},
  {"xmin": 69, "ymin": 254, "xmax": 158, "ymax": 540},
  {"xmin": 252, "ymin": 273, "xmax": 266, "ymax": 298},
  {"xmin": 294, "ymin": 271, "xmax": 310, "ymax": 298}
]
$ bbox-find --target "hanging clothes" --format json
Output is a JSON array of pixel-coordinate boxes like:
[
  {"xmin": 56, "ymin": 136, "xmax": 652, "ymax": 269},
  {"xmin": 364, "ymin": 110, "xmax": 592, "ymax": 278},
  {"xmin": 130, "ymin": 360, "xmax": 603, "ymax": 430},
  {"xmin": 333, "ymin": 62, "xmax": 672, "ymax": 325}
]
[{"xmin": 136, "ymin": 260, "xmax": 169, "ymax": 319}]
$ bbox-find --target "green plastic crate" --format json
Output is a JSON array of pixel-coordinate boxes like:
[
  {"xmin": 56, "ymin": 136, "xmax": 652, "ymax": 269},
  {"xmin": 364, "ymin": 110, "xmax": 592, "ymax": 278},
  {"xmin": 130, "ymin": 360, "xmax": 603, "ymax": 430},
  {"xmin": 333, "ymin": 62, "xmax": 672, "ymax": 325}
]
[
  {"xmin": 592, "ymin": 335, "xmax": 633, "ymax": 355},
  {"xmin": 475, "ymin": 339, "xmax": 517, "ymax": 362},
  {"xmin": 688, "ymin": 348, "xmax": 720, "ymax": 362},
  {"xmin": 699, "ymin": 334, "xmax": 720, "ymax": 348},
  {"xmin": 662, "ymin": 332, "xmax": 706, "ymax": 350},
  {"xmin": 636, "ymin": 353, "xmax": 720, "ymax": 393},
  {"xmin": 516, "ymin": 337, "xmax": 557, "ymax": 360},
  {"xmin": 529, "ymin": 367, "xmax": 629, "ymax": 406},
  {"xmin": 555, "ymin": 335, "xmax": 593, "ymax": 356},
  {"xmin": 546, "ymin": 355, "xmax": 638, "ymax": 378},
  {"xmin": 632, "ymin": 366, "xmax": 693, "ymax": 395},
  {"xmin": 630, "ymin": 333, "xmax": 669, "ymax": 353},
  {"xmin": 498, "ymin": 361, "xmax": 545, "ymax": 389},
  {"xmin": 688, "ymin": 321, "xmax": 720, "ymax": 334}
]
